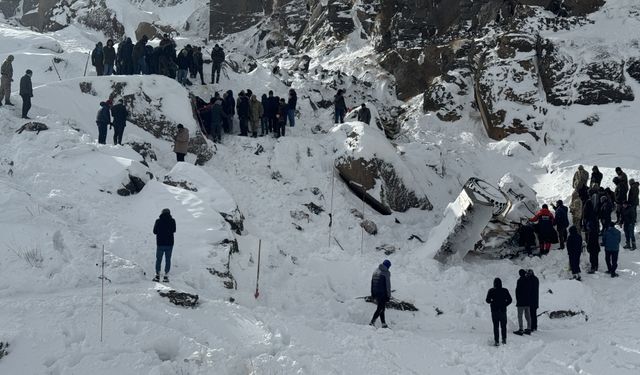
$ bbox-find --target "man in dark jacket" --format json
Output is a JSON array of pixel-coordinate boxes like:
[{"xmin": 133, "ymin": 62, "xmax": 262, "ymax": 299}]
[
  {"xmin": 590, "ymin": 166, "xmax": 603, "ymax": 188},
  {"xmin": 91, "ymin": 42, "xmax": 104, "ymax": 76},
  {"xmin": 266, "ymin": 91, "xmax": 279, "ymax": 132},
  {"xmin": 110, "ymin": 99, "xmax": 128, "ymax": 145},
  {"xmin": 334, "ymin": 89, "xmax": 347, "ymax": 123},
  {"xmin": 117, "ymin": 38, "xmax": 134, "ymax": 75},
  {"xmin": 194, "ymin": 47, "xmax": 205, "ymax": 84},
  {"xmin": 526, "ymin": 270, "xmax": 539, "ymax": 331},
  {"xmin": 176, "ymin": 48, "xmax": 189, "ymax": 85},
  {"xmin": 103, "ymin": 39, "xmax": 116, "ymax": 75},
  {"xmin": 209, "ymin": 95, "xmax": 226, "ymax": 143},
  {"xmin": 583, "ymin": 199, "xmax": 601, "ymax": 273},
  {"xmin": 236, "ymin": 91, "xmax": 250, "ymax": 136},
  {"xmin": 275, "ymin": 98, "xmax": 288, "ymax": 137},
  {"xmin": 567, "ymin": 226, "xmax": 583, "ymax": 280},
  {"xmin": 153, "ymin": 208, "xmax": 176, "ymax": 282},
  {"xmin": 514, "ymin": 269, "xmax": 532, "ymax": 335},
  {"xmin": 96, "ymin": 100, "xmax": 111, "ymax": 144},
  {"xmin": 615, "ymin": 167, "xmax": 629, "ymax": 223},
  {"xmin": 602, "ymin": 225, "xmax": 621, "ymax": 277},
  {"xmin": 553, "ymin": 200, "xmax": 569, "ymax": 249},
  {"xmin": 19, "ymin": 69, "xmax": 33, "ymax": 119},
  {"xmin": 287, "ymin": 89, "xmax": 297, "ymax": 127},
  {"xmin": 369, "ymin": 259, "xmax": 391, "ymax": 328},
  {"xmin": 486, "ymin": 277, "xmax": 512, "ymax": 346},
  {"xmin": 629, "ymin": 179, "xmax": 639, "ymax": 208},
  {"xmin": 222, "ymin": 90, "xmax": 235, "ymax": 133},
  {"xmin": 132, "ymin": 36, "xmax": 148, "ymax": 74},
  {"xmin": 210, "ymin": 44, "xmax": 225, "ymax": 84},
  {"xmin": 599, "ymin": 194, "xmax": 614, "ymax": 231},
  {"xmin": 357, "ymin": 103, "xmax": 372, "ymax": 125},
  {"xmin": 621, "ymin": 201, "xmax": 636, "ymax": 250}
]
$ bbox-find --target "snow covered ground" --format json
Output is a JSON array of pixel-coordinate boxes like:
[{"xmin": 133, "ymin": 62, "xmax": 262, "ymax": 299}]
[{"xmin": 1, "ymin": 1, "xmax": 640, "ymax": 374}]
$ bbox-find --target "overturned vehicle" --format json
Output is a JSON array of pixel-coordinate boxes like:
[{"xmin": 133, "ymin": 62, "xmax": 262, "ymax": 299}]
[{"xmin": 429, "ymin": 173, "xmax": 539, "ymax": 263}]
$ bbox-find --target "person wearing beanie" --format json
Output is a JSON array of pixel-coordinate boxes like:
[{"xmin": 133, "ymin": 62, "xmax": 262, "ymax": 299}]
[
  {"xmin": 369, "ymin": 259, "xmax": 391, "ymax": 328},
  {"xmin": 153, "ymin": 208, "xmax": 176, "ymax": 282},
  {"xmin": 552, "ymin": 200, "xmax": 569, "ymax": 250},
  {"xmin": 486, "ymin": 277, "xmax": 512, "ymax": 346},
  {"xmin": 19, "ymin": 69, "xmax": 33, "ymax": 119},
  {"xmin": 0, "ymin": 55, "xmax": 15, "ymax": 106}
]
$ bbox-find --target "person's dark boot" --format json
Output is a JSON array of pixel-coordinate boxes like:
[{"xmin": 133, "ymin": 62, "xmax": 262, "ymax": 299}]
[
  {"xmin": 513, "ymin": 330, "xmax": 524, "ymax": 336},
  {"xmin": 381, "ymin": 323, "xmax": 388, "ymax": 328},
  {"xmin": 623, "ymin": 243, "xmax": 630, "ymax": 249},
  {"xmin": 524, "ymin": 329, "xmax": 532, "ymax": 335},
  {"xmin": 152, "ymin": 274, "xmax": 160, "ymax": 282},
  {"xmin": 502, "ymin": 338, "xmax": 507, "ymax": 345},
  {"xmin": 494, "ymin": 341, "xmax": 499, "ymax": 347}
]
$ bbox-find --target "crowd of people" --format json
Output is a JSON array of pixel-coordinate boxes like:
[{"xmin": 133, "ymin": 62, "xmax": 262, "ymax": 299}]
[
  {"xmin": 517, "ymin": 165, "xmax": 637, "ymax": 280},
  {"xmin": 91, "ymin": 34, "xmax": 224, "ymax": 86}
]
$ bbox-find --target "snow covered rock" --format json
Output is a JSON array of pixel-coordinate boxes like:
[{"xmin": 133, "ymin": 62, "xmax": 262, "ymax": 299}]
[{"xmin": 331, "ymin": 123, "xmax": 431, "ymax": 214}]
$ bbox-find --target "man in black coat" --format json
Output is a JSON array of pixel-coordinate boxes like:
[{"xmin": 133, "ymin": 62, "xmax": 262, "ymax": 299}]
[
  {"xmin": 236, "ymin": 91, "xmax": 250, "ymax": 136},
  {"xmin": 486, "ymin": 277, "xmax": 512, "ymax": 346},
  {"xmin": 621, "ymin": 201, "xmax": 637, "ymax": 250},
  {"xmin": 91, "ymin": 42, "xmax": 104, "ymax": 76},
  {"xmin": 357, "ymin": 103, "xmax": 372, "ymax": 125},
  {"xmin": 590, "ymin": 166, "xmax": 603, "ymax": 188},
  {"xmin": 19, "ymin": 69, "xmax": 33, "ymax": 119},
  {"xmin": 223, "ymin": 90, "xmax": 235, "ymax": 133},
  {"xmin": 514, "ymin": 269, "xmax": 532, "ymax": 335},
  {"xmin": 103, "ymin": 39, "xmax": 116, "ymax": 75},
  {"xmin": 369, "ymin": 259, "xmax": 391, "ymax": 328},
  {"xmin": 210, "ymin": 44, "xmax": 225, "ymax": 84},
  {"xmin": 527, "ymin": 269, "xmax": 540, "ymax": 331},
  {"xmin": 567, "ymin": 225, "xmax": 583, "ymax": 280},
  {"xmin": 96, "ymin": 100, "xmax": 111, "ymax": 144},
  {"xmin": 583, "ymin": 199, "xmax": 601, "ymax": 273},
  {"xmin": 132, "ymin": 36, "xmax": 148, "ymax": 74},
  {"xmin": 553, "ymin": 200, "xmax": 569, "ymax": 249},
  {"xmin": 153, "ymin": 208, "xmax": 176, "ymax": 282},
  {"xmin": 110, "ymin": 99, "xmax": 128, "ymax": 145}
]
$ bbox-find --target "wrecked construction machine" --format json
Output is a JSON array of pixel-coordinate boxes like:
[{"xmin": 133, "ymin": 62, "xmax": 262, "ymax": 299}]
[{"xmin": 430, "ymin": 174, "xmax": 538, "ymax": 263}]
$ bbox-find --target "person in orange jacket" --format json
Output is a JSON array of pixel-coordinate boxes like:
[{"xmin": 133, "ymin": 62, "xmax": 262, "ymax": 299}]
[{"xmin": 529, "ymin": 204, "xmax": 556, "ymax": 255}]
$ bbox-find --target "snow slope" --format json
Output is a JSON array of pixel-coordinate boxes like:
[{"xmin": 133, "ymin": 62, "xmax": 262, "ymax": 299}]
[{"xmin": 2, "ymin": 1, "xmax": 640, "ymax": 374}]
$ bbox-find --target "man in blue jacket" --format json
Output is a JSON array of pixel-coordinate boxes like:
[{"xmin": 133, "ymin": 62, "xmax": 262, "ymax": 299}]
[
  {"xmin": 369, "ymin": 259, "xmax": 391, "ymax": 328},
  {"xmin": 602, "ymin": 225, "xmax": 621, "ymax": 277}
]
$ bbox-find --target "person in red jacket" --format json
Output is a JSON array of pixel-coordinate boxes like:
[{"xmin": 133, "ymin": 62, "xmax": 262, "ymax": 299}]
[{"xmin": 530, "ymin": 204, "xmax": 556, "ymax": 255}]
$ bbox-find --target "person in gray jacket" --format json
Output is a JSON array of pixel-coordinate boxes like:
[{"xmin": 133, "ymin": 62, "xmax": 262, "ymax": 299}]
[
  {"xmin": 369, "ymin": 259, "xmax": 391, "ymax": 328},
  {"xmin": 19, "ymin": 69, "xmax": 33, "ymax": 119},
  {"xmin": 0, "ymin": 55, "xmax": 14, "ymax": 106}
]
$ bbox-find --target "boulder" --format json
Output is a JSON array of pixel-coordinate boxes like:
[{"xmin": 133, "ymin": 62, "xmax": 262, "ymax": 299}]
[
  {"xmin": 135, "ymin": 22, "xmax": 163, "ymax": 41},
  {"xmin": 332, "ymin": 123, "xmax": 431, "ymax": 214},
  {"xmin": 422, "ymin": 70, "xmax": 470, "ymax": 122},
  {"xmin": 157, "ymin": 289, "xmax": 199, "ymax": 308},
  {"xmin": 627, "ymin": 58, "xmax": 640, "ymax": 83},
  {"xmin": 360, "ymin": 219, "xmax": 378, "ymax": 235}
]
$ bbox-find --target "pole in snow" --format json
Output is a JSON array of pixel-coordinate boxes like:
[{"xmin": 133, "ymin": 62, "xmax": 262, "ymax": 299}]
[
  {"xmin": 100, "ymin": 244, "xmax": 105, "ymax": 342},
  {"xmin": 254, "ymin": 239, "xmax": 261, "ymax": 299},
  {"xmin": 328, "ymin": 160, "xmax": 336, "ymax": 247},
  {"xmin": 83, "ymin": 53, "xmax": 90, "ymax": 77},
  {"xmin": 51, "ymin": 58, "xmax": 62, "ymax": 81}
]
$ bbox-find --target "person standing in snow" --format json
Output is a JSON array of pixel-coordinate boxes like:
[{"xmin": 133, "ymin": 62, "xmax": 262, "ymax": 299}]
[
  {"xmin": 209, "ymin": 94, "xmax": 226, "ymax": 143},
  {"xmin": 567, "ymin": 226, "xmax": 583, "ymax": 281},
  {"xmin": 260, "ymin": 94, "xmax": 269, "ymax": 136},
  {"xmin": 176, "ymin": 48, "xmax": 190, "ymax": 85},
  {"xmin": 275, "ymin": 98, "xmax": 288, "ymax": 137},
  {"xmin": 583, "ymin": 199, "xmax": 601, "ymax": 274},
  {"xmin": 103, "ymin": 39, "xmax": 116, "ymax": 76},
  {"xmin": 514, "ymin": 269, "xmax": 532, "ymax": 336},
  {"xmin": 591, "ymin": 165, "xmax": 603, "ymax": 188},
  {"xmin": 210, "ymin": 44, "xmax": 225, "ymax": 84},
  {"xmin": 174, "ymin": 124, "xmax": 189, "ymax": 162},
  {"xmin": 153, "ymin": 208, "xmax": 176, "ymax": 282},
  {"xmin": 573, "ymin": 165, "xmax": 589, "ymax": 191},
  {"xmin": 249, "ymin": 94, "xmax": 263, "ymax": 138},
  {"xmin": 117, "ymin": 37, "xmax": 134, "ymax": 75},
  {"xmin": 193, "ymin": 47, "xmax": 205, "ymax": 85},
  {"xmin": 19, "ymin": 69, "xmax": 33, "ymax": 119},
  {"xmin": 526, "ymin": 269, "xmax": 539, "ymax": 332},
  {"xmin": 369, "ymin": 259, "xmax": 391, "ymax": 328},
  {"xmin": 0, "ymin": 55, "xmax": 15, "ymax": 106},
  {"xmin": 570, "ymin": 191, "xmax": 583, "ymax": 233},
  {"xmin": 552, "ymin": 200, "xmax": 569, "ymax": 250},
  {"xmin": 96, "ymin": 100, "xmax": 111, "ymax": 145},
  {"xmin": 333, "ymin": 89, "xmax": 347, "ymax": 124},
  {"xmin": 287, "ymin": 89, "xmax": 297, "ymax": 127},
  {"xmin": 132, "ymin": 35, "xmax": 149, "ymax": 74},
  {"xmin": 621, "ymin": 201, "xmax": 637, "ymax": 250},
  {"xmin": 599, "ymin": 194, "xmax": 614, "ymax": 231},
  {"xmin": 530, "ymin": 204, "xmax": 556, "ymax": 255},
  {"xmin": 266, "ymin": 91, "xmax": 279, "ymax": 133},
  {"xmin": 485, "ymin": 277, "xmax": 512, "ymax": 346},
  {"xmin": 91, "ymin": 42, "xmax": 105, "ymax": 76},
  {"xmin": 223, "ymin": 90, "xmax": 236, "ymax": 133},
  {"xmin": 357, "ymin": 103, "xmax": 372, "ymax": 125},
  {"xmin": 628, "ymin": 179, "xmax": 639, "ymax": 209},
  {"xmin": 602, "ymin": 224, "xmax": 621, "ymax": 277},
  {"xmin": 236, "ymin": 91, "xmax": 250, "ymax": 136},
  {"xmin": 110, "ymin": 99, "xmax": 127, "ymax": 145},
  {"xmin": 614, "ymin": 169, "xmax": 629, "ymax": 224}
]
